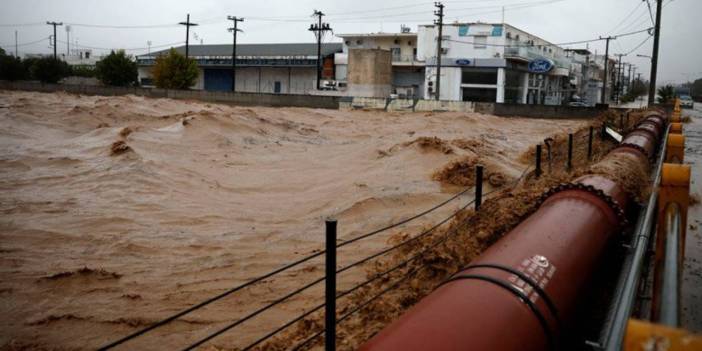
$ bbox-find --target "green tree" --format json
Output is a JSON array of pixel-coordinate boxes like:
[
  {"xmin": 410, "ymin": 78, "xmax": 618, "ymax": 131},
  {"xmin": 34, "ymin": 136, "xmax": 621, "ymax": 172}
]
[
  {"xmin": 30, "ymin": 57, "xmax": 71, "ymax": 83},
  {"xmin": 152, "ymin": 48, "xmax": 198, "ymax": 89},
  {"xmin": 71, "ymin": 65, "xmax": 97, "ymax": 78},
  {"xmin": 95, "ymin": 50, "xmax": 137, "ymax": 86},
  {"xmin": 657, "ymin": 85, "xmax": 676, "ymax": 104},
  {"xmin": 0, "ymin": 48, "xmax": 28, "ymax": 81}
]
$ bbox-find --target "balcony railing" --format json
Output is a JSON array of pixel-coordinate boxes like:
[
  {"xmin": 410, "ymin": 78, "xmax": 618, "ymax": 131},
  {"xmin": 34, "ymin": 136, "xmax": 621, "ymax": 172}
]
[
  {"xmin": 504, "ymin": 46, "xmax": 571, "ymax": 70},
  {"xmin": 392, "ymin": 54, "xmax": 423, "ymax": 65}
]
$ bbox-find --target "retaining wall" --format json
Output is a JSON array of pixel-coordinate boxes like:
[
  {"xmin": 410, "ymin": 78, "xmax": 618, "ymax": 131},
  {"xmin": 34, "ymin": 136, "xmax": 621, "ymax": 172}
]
[
  {"xmin": 339, "ymin": 97, "xmax": 476, "ymax": 112},
  {"xmin": 0, "ymin": 81, "xmax": 341, "ymax": 109}
]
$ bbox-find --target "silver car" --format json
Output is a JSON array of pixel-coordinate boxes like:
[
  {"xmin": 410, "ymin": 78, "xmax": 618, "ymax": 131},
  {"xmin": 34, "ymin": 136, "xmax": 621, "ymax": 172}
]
[{"xmin": 680, "ymin": 95, "xmax": 694, "ymax": 109}]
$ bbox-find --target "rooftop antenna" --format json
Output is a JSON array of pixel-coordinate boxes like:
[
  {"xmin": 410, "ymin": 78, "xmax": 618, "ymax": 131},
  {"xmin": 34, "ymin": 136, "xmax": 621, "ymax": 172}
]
[{"xmin": 502, "ymin": 6, "xmax": 505, "ymax": 24}]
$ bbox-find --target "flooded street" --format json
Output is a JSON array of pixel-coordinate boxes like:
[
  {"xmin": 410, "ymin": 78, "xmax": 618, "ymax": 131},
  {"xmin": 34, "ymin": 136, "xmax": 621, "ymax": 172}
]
[
  {"xmin": 0, "ymin": 91, "xmax": 589, "ymax": 350},
  {"xmin": 681, "ymin": 102, "xmax": 702, "ymax": 332}
]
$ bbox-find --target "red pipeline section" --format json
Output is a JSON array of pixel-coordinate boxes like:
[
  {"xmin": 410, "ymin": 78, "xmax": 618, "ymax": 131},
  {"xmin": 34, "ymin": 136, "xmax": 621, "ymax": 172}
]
[{"xmin": 361, "ymin": 112, "xmax": 667, "ymax": 351}]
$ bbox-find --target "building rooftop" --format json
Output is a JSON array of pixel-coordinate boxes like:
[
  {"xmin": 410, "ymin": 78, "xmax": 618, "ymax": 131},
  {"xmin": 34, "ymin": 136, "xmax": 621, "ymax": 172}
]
[
  {"xmin": 141, "ymin": 42, "xmax": 343, "ymax": 58},
  {"xmin": 336, "ymin": 32, "xmax": 417, "ymax": 38}
]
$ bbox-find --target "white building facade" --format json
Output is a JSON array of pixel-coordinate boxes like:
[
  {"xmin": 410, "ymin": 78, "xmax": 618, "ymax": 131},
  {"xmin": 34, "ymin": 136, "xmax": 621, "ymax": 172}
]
[
  {"xmin": 418, "ymin": 22, "xmax": 575, "ymax": 104},
  {"xmin": 335, "ymin": 32, "xmax": 425, "ymax": 98}
]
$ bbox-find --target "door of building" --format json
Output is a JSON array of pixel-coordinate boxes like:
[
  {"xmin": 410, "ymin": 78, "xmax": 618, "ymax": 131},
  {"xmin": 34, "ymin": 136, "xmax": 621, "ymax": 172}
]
[
  {"xmin": 274, "ymin": 81, "xmax": 282, "ymax": 94},
  {"xmin": 204, "ymin": 69, "xmax": 232, "ymax": 92}
]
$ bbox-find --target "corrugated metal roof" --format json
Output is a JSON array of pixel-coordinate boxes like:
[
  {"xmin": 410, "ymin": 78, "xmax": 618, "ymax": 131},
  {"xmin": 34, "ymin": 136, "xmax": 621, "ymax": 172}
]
[{"xmin": 142, "ymin": 43, "xmax": 343, "ymax": 58}]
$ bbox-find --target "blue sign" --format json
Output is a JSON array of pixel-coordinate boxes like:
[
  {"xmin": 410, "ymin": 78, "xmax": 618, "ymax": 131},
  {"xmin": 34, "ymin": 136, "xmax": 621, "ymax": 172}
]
[
  {"xmin": 528, "ymin": 58, "xmax": 554, "ymax": 73},
  {"xmin": 455, "ymin": 59, "xmax": 471, "ymax": 66}
]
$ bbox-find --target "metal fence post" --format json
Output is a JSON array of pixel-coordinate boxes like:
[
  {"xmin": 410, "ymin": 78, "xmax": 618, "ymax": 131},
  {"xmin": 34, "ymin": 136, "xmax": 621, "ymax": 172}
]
[
  {"xmin": 325, "ymin": 219, "xmax": 337, "ymax": 351},
  {"xmin": 588, "ymin": 126, "xmax": 594, "ymax": 161},
  {"xmin": 567, "ymin": 133, "xmax": 574, "ymax": 172},
  {"xmin": 619, "ymin": 114, "xmax": 624, "ymax": 131},
  {"xmin": 475, "ymin": 165, "xmax": 483, "ymax": 210},
  {"xmin": 535, "ymin": 144, "xmax": 542, "ymax": 178}
]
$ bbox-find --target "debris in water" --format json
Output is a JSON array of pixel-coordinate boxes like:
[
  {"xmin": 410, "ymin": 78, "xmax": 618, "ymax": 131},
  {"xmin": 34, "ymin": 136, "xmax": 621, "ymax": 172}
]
[{"xmin": 110, "ymin": 140, "xmax": 131, "ymax": 155}]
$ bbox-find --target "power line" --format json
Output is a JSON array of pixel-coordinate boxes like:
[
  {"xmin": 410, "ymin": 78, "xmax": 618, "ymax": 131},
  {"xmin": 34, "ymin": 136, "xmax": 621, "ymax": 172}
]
[
  {"xmin": 0, "ymin": 36, "xmax": 49, "ymax": 48},
  {"xmin": 607, "ymin": 0, "xmax": 645, "ymax": 35},
  {"xmin": 55, "ymin": 39, "xmax": 184, "ymax": 52},
  {"xmin": 645, "ymin": 0, "xmax": 656, "ymax": 26},
  {"xmin": 624, "ymin": 33, "xmax": 653, "ymax": 55}
]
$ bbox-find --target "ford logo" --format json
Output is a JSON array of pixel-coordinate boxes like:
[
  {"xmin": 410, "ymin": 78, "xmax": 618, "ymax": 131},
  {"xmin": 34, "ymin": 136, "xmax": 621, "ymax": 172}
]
[
  {"xmin": 528, "ymin": 58, "xmax": 554, "ymax": 73},
  {"xmin": 455, "ymin": 59, "xmax": 471, "ymax": 65}
]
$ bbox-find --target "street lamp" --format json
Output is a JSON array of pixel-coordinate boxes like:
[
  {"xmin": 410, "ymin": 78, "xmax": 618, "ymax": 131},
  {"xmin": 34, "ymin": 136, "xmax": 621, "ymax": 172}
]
[{"xmin": 636, "ymin": 54, "xmax": 652, "ymax": 60}]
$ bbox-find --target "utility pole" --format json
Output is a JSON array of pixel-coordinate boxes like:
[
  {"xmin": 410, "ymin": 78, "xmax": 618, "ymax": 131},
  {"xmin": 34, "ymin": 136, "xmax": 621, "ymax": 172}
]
[
  {"xmin": 14, "ymin": 30, "xmax": 18, "ymax": 57},
  {"xmin": 626, "ymin": 63, "xmax": 636, "ymax": 93},
  {"xmin": 46, "ymin": 21, "xmax": 63, "ymax": 60},
  {"xmin": 434, "ymin": 2, "xmax": 445, "ymax": 101},
  {"xmin": 179, "ymin": 14, "xmax": 198, "ymax": 59},
  {"xmin": 599, "ymin": 36, "xmax": 615, "ymax": 104},
  {"xmin": 227, "ymin": 16, "xmax": 244, "ymax": 92},
  {"xmin": 309, "ymin": 10, "xmax": 331, "ymax": 90},
  {"xmin": 65, "ymin": 25, "xmax": 71, "ymax": 57},
  {"xmin": 614, "ymin": 54, "xmax": 625, "ymax": 103},
  {"xmin": 648, "ymin": 0, "xmax": 662, "ymax": 105}
]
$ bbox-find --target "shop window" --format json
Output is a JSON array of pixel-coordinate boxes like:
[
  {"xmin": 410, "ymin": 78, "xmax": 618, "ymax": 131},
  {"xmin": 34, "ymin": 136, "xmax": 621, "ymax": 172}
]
[
  {"xmin": 462, "ymin": 88, "xmax": 497, "ymax": 102},
  {"xmin": 461, "ymin": 68, "xmax": 497, "ymax": 85}
]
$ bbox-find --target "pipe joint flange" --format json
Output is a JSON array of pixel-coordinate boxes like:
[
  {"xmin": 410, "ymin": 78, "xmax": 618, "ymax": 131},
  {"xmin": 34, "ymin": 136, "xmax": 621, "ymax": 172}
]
[
  {"xmin": 618, "ymin": 142, "xmax": 651, "ymax": 160},
  {"xmin": 537, "ymin": 182, "xmax": 628, "ymax": 228}
]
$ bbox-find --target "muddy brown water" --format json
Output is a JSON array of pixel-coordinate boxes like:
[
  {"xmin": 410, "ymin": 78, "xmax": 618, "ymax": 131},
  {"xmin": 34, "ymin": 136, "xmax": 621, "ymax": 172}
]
[{"xmin": 0, "ymin": 90, "xmax": 589, "ymax": 350}]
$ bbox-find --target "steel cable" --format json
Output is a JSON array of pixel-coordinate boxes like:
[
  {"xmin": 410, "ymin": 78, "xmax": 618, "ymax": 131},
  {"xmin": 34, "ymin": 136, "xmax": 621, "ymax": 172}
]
[{"xmin": 100, "ymin": 186, "xmax": 472, "ymax": 349}]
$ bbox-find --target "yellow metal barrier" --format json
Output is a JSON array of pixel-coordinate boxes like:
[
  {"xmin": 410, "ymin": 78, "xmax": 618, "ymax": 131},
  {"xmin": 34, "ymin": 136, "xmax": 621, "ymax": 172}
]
[
  {"xmin": 652, "ymin": 163, "xmax": 691, "ymax": 322},
  {"xmin": 625, "ymin": 319, "xmax": 702, "ymax": 350},
  {"xmin": 665, "ymin": 134, "xmax": 685, "ymax": 163}
]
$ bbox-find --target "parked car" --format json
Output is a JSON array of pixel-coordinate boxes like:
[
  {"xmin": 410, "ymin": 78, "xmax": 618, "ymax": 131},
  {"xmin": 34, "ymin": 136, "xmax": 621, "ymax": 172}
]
[{"xmin": 680, "ymin": 95, "xmax": 694, "ymax": 109}]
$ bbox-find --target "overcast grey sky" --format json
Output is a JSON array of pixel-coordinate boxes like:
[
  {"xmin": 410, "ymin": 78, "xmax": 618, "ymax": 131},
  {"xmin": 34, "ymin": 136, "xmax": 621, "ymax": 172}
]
[{"xmin": 0, "ymin": 0, "xmax": 700, "ymax": 84}]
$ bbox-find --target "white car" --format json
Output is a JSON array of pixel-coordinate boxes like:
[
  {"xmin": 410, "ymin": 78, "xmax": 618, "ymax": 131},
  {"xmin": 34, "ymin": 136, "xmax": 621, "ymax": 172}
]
[{"xmin": 680, "ymin": 95, "xmax": 694, "ymax": 109}]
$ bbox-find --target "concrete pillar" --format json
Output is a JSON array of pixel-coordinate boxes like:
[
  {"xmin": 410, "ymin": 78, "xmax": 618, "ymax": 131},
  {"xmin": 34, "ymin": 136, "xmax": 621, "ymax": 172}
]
[
  {"xmin": 521, "ymin": 72, "xmax": 529, "ymax": 104},
  {"xmin": 496, "ymin": 68, "xmax": 505, "ymax": 103}
]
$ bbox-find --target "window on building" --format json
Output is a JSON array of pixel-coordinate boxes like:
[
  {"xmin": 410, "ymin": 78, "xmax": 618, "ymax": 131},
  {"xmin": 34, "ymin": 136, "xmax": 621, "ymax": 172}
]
[
  {"xmin": 461, "ymin": 68, "xmax": 498, "ymax": 85},
  {"xmin": 391, "ymin": 47, "xmax": 401, "ymax": 61},
  {"xmin": 462, "ymin": 87, "xmax": 497, "ymax": 102},
  {"xmin": 473, "ymin": 36, "xmax": 487, "ymax": 49}
]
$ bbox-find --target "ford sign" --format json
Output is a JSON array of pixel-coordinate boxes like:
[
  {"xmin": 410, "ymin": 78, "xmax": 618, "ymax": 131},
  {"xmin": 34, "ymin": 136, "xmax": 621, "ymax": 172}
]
[
  {"xmin": 528, "ymin": 58, "xmax": 554, "ymax": 73},
  {"xmin": 455, "ymin": 59, "xmax": 471, "ymax": 66}
]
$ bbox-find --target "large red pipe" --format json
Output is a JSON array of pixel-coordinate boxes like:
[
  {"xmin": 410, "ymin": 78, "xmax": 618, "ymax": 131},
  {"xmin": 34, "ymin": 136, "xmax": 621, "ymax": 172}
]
[{"xmin": 361, "ymin": 113, "xmax": 666, "ymax": 351}]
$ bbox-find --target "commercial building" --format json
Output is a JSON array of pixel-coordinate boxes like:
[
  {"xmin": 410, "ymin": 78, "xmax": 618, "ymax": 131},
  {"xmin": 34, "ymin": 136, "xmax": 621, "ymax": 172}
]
[
  {"xmin": 335, "ymin": 31, "xmax": 425, "ymax": 98},
  {"xmin": 418, "ymin": 22, "xmax": 575, "ymax": 104},
  {"xmin": 136, "ymin": 43, "xmax": 342, "ymax": 94}
]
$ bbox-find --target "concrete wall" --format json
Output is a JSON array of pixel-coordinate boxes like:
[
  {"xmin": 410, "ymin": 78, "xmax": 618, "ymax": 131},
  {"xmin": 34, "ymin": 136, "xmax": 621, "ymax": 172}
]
[
  {"xmin": 339, "ymin": 96, "xmax": 475, "ymax": 112},
  {"xmin": 339, "ymin": 97, "xmax": 603, "ymax": 118},
  {"xmin": 486, "ymin": 103, "xmax": 608, "ymax": 119},
  {"xmin": 0, "ymin": 81, "xmax": 340, "ymax": 109},
  {"xmin": 347, "ymin": 49, "xmax": 392, "ymax": 98}
]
